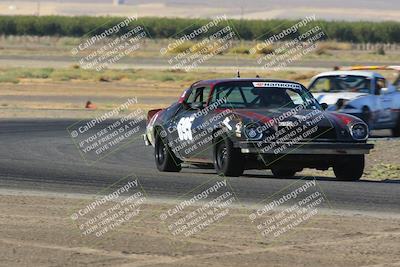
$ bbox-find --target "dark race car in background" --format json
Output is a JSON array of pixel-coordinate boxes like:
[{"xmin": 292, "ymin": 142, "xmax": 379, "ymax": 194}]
[{"xmin": 144, "ymin": 78, "xmax": 374, "ymax": 181}]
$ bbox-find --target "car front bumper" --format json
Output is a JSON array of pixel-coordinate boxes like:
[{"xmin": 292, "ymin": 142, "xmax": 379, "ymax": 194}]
[{"xmin": 238, "ymin": 141, "xmax": 374, "ymax": 155}]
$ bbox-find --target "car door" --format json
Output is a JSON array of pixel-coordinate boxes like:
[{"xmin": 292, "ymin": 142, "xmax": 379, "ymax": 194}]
[
  {"xmin": 167, "ymin": 86, "xmax": 211, "ymax": 160},
  {"xmin": 375, "ymin": 78, "xmax": 394, "ymax": 126}
]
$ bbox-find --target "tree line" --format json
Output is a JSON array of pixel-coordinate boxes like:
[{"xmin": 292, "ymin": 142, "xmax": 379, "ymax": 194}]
[{"xmin": 0, "ymin": 15, "xmax": 398, "ymax": 43}]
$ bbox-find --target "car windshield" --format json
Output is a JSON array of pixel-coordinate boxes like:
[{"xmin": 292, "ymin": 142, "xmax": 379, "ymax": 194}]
[
  {"xmin": 310, "ymin": 75, "xmax": 371, "ymax": 93},
  {"xmin": 210, "ymin": 81, "xmax": 321, "ymax": 110}
]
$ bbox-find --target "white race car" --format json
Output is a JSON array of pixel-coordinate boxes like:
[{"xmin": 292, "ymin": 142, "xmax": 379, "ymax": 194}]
[{"xmin": 309, "ymin": 66, "xmax": 400, "ymax": 136}]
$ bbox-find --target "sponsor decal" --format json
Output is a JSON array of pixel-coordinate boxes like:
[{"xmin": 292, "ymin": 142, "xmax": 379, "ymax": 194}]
[{"xmin": 252, "ymin": 82, "xmax": 302, "ymax": 90}]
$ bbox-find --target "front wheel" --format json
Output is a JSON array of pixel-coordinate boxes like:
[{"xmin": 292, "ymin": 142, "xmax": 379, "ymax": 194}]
[
  {"xmin": 213, "ymin": 135, "xmax": 244, "ymax": 177},
  {"xmin": 154, "ymin": 134, "xmax": 181, "ymax": 172},
  {"xmin": 361, "ymin": 106, "xmax": 373, "ymax": 129},
  {"xmin": 392, "ymin": 116, "xmax": 400, "ymax": 137},
  {"xmin": 333, "ymin": 155, "xmax": 364, "ymax": 181}
]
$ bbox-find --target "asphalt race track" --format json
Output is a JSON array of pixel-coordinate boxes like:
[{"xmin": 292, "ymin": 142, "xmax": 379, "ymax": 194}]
[{"xmin": 0, "ymin": 119, "xmax": 399, "ymax": 214}]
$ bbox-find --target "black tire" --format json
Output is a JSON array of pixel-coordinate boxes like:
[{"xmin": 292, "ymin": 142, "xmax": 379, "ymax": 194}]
[
  {"xmin": 333, "ymin": 155, "xmax": 364, "ymax": 181},
  {"xmin": 154, "ymin": 133, "xmax": 181, "ymax": 172},
  {"xmin": 271, "ymin": 168, "xmax": 297, "ymax": 178},
  {"xmin": 361, "ymin": 106, "xmax": 373, "ymax": 129},
  {"xmin": 213, "ymin": 135, "xmax": 244, "ymax": 177},
  {"xmin": 392, "ymin": 116, "xmax": 400, "ymax": 137}
]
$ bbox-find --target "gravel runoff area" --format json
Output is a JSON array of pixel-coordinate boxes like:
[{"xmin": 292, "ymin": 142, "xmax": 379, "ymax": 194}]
[{"xmin": 0, "ymin": 190, "xmax": 399, "ymax": 267}]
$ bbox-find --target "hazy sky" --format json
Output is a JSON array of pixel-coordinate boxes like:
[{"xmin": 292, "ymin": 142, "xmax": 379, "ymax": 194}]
[
  {"xmin": 1, "ymin": 0, "xmax": 399, "ymax": 21},
  {"xmin": 20, "ymin": 0, "xmax": 397, "ymax": 10}
]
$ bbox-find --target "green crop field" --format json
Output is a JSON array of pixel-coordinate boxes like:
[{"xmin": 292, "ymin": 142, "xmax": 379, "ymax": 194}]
[{"xmin": 0, "ymin": 16, "xmax": 399, "ymax": 43}]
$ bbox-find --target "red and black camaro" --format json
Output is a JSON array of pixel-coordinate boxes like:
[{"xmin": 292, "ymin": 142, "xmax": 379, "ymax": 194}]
[{"xmin": 144, "ymin": 78, "xmax": 374, "ymax": 180}]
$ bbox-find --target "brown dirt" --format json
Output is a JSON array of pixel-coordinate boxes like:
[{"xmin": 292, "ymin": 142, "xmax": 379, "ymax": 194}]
[
  {"xmin": 0, "ymin": 192, "xmax": 399, "ymax": 267},
  {"xmin": 302, "ymin": 139, "xmax": 400, "ymax": 181},
  {"xmin": 0, "ymin": 80, "xmax": 181, "ymax": 118}
]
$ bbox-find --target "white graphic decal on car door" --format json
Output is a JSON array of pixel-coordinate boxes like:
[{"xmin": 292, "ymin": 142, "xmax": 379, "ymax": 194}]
[{"xmin": 177, "ymin": 117, "xmax": 195, "ymax": 141}]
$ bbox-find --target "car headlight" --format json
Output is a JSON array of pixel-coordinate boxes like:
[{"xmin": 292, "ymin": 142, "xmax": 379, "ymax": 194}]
[
  {"xmin": 350, "ymin": 123, "xmax": 369, "ymax": 140},
  {"xmin": 244, "ymin": 123, "xmax": 263, "ymax": 140}
]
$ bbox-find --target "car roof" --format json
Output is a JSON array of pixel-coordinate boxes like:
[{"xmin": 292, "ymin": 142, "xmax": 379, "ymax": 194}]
[
  {"xmin": 192, "ymin": 78, "xmax": 304, "ymax": 87},
  {"xmin": 312, "ymin": 70, "xmax": 384, "ymax": 79}
]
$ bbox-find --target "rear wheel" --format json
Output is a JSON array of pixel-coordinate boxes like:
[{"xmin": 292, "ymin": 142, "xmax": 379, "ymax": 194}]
[
  {"xmin": 271, "ymin": 168, "xmax": 297, "ymax": 178},
  {"xmin": 154, "ymin": 133, "xmax": 181, "ymax": 172},
  {"xmin": 333, "ymin": 155, "xmax": 364, "ymax": 181},
  {"xmin": 213, "ymin": 135, "xmax": 244, "ymax": 177}
]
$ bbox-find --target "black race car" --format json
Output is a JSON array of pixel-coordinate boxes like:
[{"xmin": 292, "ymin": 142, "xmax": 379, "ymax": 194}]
[{"xmin": 143, "ymin": 78, "xmax": 374, "ymax": 181}]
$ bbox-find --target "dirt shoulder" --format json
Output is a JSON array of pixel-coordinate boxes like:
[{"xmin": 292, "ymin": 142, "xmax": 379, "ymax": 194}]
[
  {"xmin": 0, "ymin": 191, "xmax": 399, "ymax": 267},
  {"xmin": 302, "ymin": 139, "xmax": 400, "ymax": 181}
]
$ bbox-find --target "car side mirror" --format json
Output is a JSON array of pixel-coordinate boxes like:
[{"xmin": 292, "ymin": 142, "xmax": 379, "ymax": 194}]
[
  {"xmin": 320, "ymin": 103, "xmax": 328, "ymax": 110},
  {"xmin": 380, "ymin": 87, "xmax": 389, "ymax": 94}
]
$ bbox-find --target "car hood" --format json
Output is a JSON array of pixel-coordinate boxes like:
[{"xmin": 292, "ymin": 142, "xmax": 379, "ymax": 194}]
[{"xmin": 313, "ymin": 92, "xmax": 367, "ymax": 105}]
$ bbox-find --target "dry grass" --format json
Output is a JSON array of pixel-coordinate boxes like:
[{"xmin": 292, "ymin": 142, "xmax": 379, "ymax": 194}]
[
  {"xmin": 1, "ymin": 36, "xmax": 395, "ymax": 63},
  {"xmin": 255, "ymin": 44, "xmax": 275, "ymax": 55},
  {"xmin": 0, "ymin": 68, "xmax": 318, "ymax": 119},
  {"xmin": 229, "ymin": 45, "xmax": 251, "ymax": 55},
  {"xmin": 0, "ymin": 67, "xmax": 320, "ymax": 85},
  {"xmin": 317, "ymin": 41, "xmax": 352, "ymax": 51},
  {"xmin": 168, "ymin": 40, "xmax": 228, "ymax": 55}
]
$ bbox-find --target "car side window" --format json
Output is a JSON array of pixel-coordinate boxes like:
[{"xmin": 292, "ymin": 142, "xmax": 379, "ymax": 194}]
[
  {"xmin": 202, "ymin": 86, "xmax": 211, "ymax": 105},
  {"xmin": 310, "ymin": 77, "xmax": 332, "ymax": 92},
  {"xmin": 187, "ymin": 86, "xmax": 211, "ymax": 106},
  {"xmin": 375, "ymin": 78, "xmax": 386, "ymax": 95},
  {"xmin": 185, "ymin": 89, "xmax": 197, "ymax": 104}
]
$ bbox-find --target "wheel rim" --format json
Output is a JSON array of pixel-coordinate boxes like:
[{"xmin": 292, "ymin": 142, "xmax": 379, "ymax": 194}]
[
  {"xmin": 216, "ymin": 143, "xmax": 227, "ymax": 169},
  {"xmin": 156, "ymin": 140, "xmax": 166, "ymax": 165}
]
